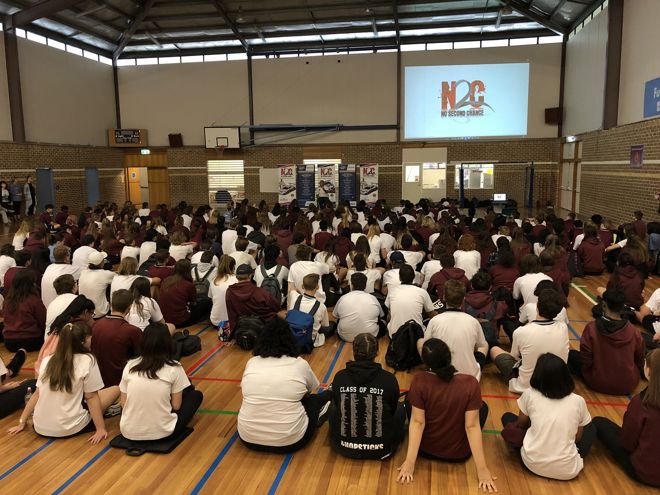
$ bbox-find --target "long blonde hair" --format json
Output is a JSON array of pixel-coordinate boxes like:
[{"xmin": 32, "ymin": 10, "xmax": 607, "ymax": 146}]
[
  {"xmin": 118, "ymin": 257, "xmax": 138, "ymax": 275},
  {"xmin": 42, "ymin": 323, "xmax": 92, "ymax": 393},
  {"xmin": 15, "ymin": 220, "xmax": 31, "ymax": 237},
  {"xmin": 213, "ymin": 255, "xmax": 236, "ymax": 285}
]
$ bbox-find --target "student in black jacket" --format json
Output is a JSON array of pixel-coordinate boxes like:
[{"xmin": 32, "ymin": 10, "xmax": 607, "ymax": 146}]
[{"xmin": 329, "ymin": 333, "xmax": 405, "ymax": 460}]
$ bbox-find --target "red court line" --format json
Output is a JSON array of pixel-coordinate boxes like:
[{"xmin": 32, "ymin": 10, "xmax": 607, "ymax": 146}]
[
  {"xmin": 190, "ymin": 376, "xmax": 241, "ymax": 383},
  {"xmin": 186, "ymin": 343, "xmax": 224, "ymax": 375}
]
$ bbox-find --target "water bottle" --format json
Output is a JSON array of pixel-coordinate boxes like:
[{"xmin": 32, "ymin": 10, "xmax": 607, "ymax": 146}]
[{"xmin": 24, "ymin": 387, "xmax": 32, "ymax": 405}]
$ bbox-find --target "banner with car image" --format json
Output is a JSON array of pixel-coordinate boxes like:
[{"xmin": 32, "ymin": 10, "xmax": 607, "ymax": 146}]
[
  {"xmin": 317, "ymin": 164, "xmax": 337, "ymax": 204},
  {"xmin": 359, "ymin": 164, "xmax": 378, "ymax": 205},
  {"xmin": 278, "ymin": 165, "xmax": 296, "ymax": 205}
]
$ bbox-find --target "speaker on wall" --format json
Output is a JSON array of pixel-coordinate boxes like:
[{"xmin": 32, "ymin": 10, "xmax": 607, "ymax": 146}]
[
  {"xmin": 168, "ymin": 133, "xmax": 183, "ymax": 147},
  {"xmin": 545, "ymin": 107, "xmax": 562, "ymax": 125}
]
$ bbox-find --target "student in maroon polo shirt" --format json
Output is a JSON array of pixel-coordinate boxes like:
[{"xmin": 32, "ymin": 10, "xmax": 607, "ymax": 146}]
[
  {"xmin": 148, "ymin": 250, "xmax": 175, "ymax": 282},
  {"xmin": 4, "ymin": 249, "xmax": 32, "ymax": 291},
  {"xmin": 593, "ymin": 349, "xmax": 660, "ymax": 487},
  {"xmin": 567, "ymin": 290, "xmax": 645, "ymax": 396},
  {"xmin": 158, "ymin": 259, "xmax": 212, "ymax": 328},
  {"xmin": 91, "ymin": 289, "xmax": 142, "ymax": 387},
  {"xmin": 577, "ymin": 224, "xmax": 605, "ymax": 275}
]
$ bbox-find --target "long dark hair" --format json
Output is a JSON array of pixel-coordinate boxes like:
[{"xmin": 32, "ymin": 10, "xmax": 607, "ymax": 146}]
[
  {"xmin": 50, "ymin": 295, "xmax": 95, "ymax": 336},
  {"xmin": 130, "ymin": 323, "xmax": 177, "ymax": 379},
  {"xmin": 43, "ymin": 322, "xmax": 93, "ymax": 392},
  {"xmin": 130, "ymin": 276, "xmax": 152, "ymax": 319},
  {"xmin": 163, "ymin": 259, "xmax": 193, "ymax": 289},
  {"xmin": 253, "ymin": 317, "xmax": 299, "ymax": 359},
  {"xmin": 6, "ymin": 269, "xmax": 39, "ymax": 313},
  {"xmin": 421, "ymin": 338, "xmax": 457, "ymax": 382}
]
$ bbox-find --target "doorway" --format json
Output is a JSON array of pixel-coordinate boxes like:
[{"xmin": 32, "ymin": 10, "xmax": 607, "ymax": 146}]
[
  {"xmin": 123, "ymin": 152, "xmax": 170, "ymax": 206},
  {"xmin": 559, "ymin": 141, "xmax": 582, "ymax": 213},
  {"xmin": 126, "ymin": 167, "xmax": 149, "ymax": 205}
]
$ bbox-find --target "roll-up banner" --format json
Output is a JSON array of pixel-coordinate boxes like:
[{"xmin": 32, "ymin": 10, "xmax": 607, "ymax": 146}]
[
  {"xmin": 359, "ymin": 163, "xmax": 378, "ymax": 205},
  {"xmin": 338, "ymin": 164, "xmax": 357, "ymax": 206},
  {"xmin": 317, "ymin": 164, "xmax": 337, "ymax": 204},
  {"xmin": 296, "ymin": 164, "xmax": 316, "ymax": 206},
  {"xmin": 278, "ymin": 165, "xmax": 296, "ymax": 205}
]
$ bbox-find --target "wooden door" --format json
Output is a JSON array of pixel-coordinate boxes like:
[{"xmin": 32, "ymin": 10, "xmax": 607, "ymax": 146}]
[
  {"xmin": 148, "ymin": 168, "xmax": 170, "ymax": 205},
  {"xmin": 126, "ymin": 167, "xmax": 142, "ymax": 204}
]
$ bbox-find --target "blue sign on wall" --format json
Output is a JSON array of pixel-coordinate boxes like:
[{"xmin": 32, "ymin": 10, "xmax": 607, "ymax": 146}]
[{"xmin": 644, "ymin": 77, "xmax": 660, "ymax": 118}]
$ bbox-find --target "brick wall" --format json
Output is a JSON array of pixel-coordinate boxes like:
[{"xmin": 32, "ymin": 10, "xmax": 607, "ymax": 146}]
[
  {"xmin": 577, "ymin": 117, "xmax": 660, "ymax": 225},
  {"xmin": 0, "ymin": 142, "xmax": 123, "ymax": 211},
  {"xmin": 167, "ymin": 147, "xmax": 209, "ymax": 206}
]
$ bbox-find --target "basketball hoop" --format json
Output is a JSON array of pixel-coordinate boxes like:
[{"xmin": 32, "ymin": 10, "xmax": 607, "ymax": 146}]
[{"xmin": 216, "ymin": 144, "xmax": 225, "ymax": 157}]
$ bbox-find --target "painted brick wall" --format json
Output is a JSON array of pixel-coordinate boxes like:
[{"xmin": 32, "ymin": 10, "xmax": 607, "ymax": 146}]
[
  {"xmin": 577, "ymin": 117, "xmax": 660, "ymax": 225},
  {"xmin": 167, "ymin": 147, "xmax": 209, "ymax": 206}
]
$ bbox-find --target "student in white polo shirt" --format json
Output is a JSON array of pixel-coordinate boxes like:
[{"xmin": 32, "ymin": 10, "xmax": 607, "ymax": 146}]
[
  {"xmin": 490, "ymin": 288, "xmax": 570, "ymax": 394},
  {"xmin": 71, "ymin": 235, "xmax": 97, "ymax": 269},
  {"xmin": 333, "ymin": 273, "xmax": 384, "ymax": 342},
  {"xmin": 288, "ymin": 274, "xmax": 330, "ymax": 348},
  {"xmin": 382, "ymin": 252, "xmax": 422, "ymax": 295},
  {"xmin": 385, "ymin": 264, "xmax": 436, "ymax": 337},
  {"xmin": 41, "ymin": 245, "xmax": 82, "ymax": 308},
  {"xmin": 419, "ymin": 280, "xmax": 488, "ymax": 381},
  {"xmin": 512, "ymin": 254, "xmax": 552, "ymax": 306},
  {"xmin": 386, "ymin": 234, "xmax": 424, "ymax": 269},
  {"xmin": 44, "ymin": 274, "xmax": 78, "ymax": 337},
  {"xmin": 78, "ymin": 251, "xmax": 116, "ymax": 319},
  {"xmin": 288, "ymin": 244, "xmax": 329, "ymax": 304}
]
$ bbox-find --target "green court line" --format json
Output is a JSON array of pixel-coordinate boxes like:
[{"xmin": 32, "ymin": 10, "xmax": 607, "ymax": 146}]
[
  {"xmin": 570, "ymin": 283, "xmax": 598, "ymax": 304},
  {"xmin": 482, "ymin": 430, "xmax": 501, "ymax": 435},
  {"xmin": 197, "ymin": 409, "xmax": 239, "ymax": 415}
]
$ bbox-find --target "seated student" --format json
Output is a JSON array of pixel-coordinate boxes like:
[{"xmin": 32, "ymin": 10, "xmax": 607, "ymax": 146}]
[
  {"xmin": 464, "ymin": 271, "xmax": 508, "ymax": 344},
  {"xmin": 91, "ymin": 290, "xmax": 142, "ymax": 387},
  {"xmin": 119, "ymin": 323, "xmax": 203, "ymax": 441},
  {"xmin": 501, "ymin": 353, "xmax": 595, "ymax": 481},
  {"xmin": 41, "ymin": 245, "xmax": 82, "ymax": 308},
  {"xmin": 634, "ymin": 288, "xmax": 660, "ymax": 350},
  {"xmin": 126, "ymin": 277, "xmax": 176, "ymax": 334},
  {"xmin": 512, "ymin": 254, "xmax": 552, "ymax": 306},
  {"xmin": 577, "ymin": 224, "xmax": 606, "ymax": 275},
  {"xmin": 287, "ymin": 232, "xmax": 307, "ymax": 266},
  {"xmin": 230, "ymin": 236, "xmax": 258, "ymax": 272},
  {"xmin": 602, "ymin": 252, "xmax": 644, "ymax": 310},
  {"xmin": 488, "ymin": 248, "xmax": 519, "ymax": 293},
  {"xmin": 568, "ymin": 289, "xmax": 645, "ymax": 396},
  {"xmin": 0, "ymin": 243, "xmax": 16, "ymax": 290},
  {"xmin": 518, "ymin": 281, "xmax": 569, "ymax": 329},
  {"xmin": 593, "ymin": 349, "xmax": 660, "ymax": 487},
  {"xmin": 71, "ymin": 235, "xmax": 98, "ymax": 268},
  {"xmin": 36, "ymin": 295, "xmax": 96, "ymax": 378},
  {"xmin": 226, "ymin": 264, "xmax": 280, "ymax": 333},
  {"xmin": 147, "ymin": 249, "xmax": 175, "ymax": 283},
  {"xmin": 287, "ymin": 274, "xmax": 330, "ymax": 348},
  {"xmin": 385, "ymin": 264, "xmax": 436, "ymax": 337},
  {"xmin": 137, "ymin": 229, "xmax": 158, "ymax": 268},
  {"xmin": 420, "ymin": 244, "xmax": 444, "ymax": 291},
  {"xmin": 453, "ymin": 235, "xmax": 481, "ymax": 281},
  {"xmin": 120, "ymin": 235, "xmax": 140, "ymax": 261},
  {"xmin": 238, "ymin": 317, "xmax": 331, "ymax": 453},
  {"xmin": 8, "ymin": 322, "xmax": 120, "ymax": 443},
  {"xmin": 3, "ymin": 270, "xmax": 46, "ymax": 352},
  {"xmin": 539, "ymin": 250, "xmax": 569, "ymax": 302},
  {"xmin": 333, "ymin": 274, "xmax": 384, "ymax": 342},
  {"xmin": 313, "ymin": 220, "xmax": 333, "ymax": 251},
  {"xmin": 158, "ymin": 259, "xmax": 212, "ymax": 328},
  {"xmin": 426, "ymin": 251, "xmax": 470, "ymax": 302},
  {"xmin": 346, "ymin": 253, "xmax": 382, "ymax": 294},
  {"xmin": 209, "ymin": 255, "xmax": 238, "ymax": 334},
  {"xmin": 44, "ymin": 274, "xmax": 78, "ymax": 336},
  {"xmin": 490, "ymin": 288, "xmax": 569, "ymax": 394},
  {"xmin": 288, "ymin": 244, "xmax": 329, "ymax": 303},
  {"xmin": 254, "ymin": 244, "xmax": 289, "ymax": 305},
  {"xmin": 386, "ymin": 234, "xmax": 424, "ymax": 269},
  {"xmin": 421, "ymin": 280, "xmax": 488, "ymax": 380},
  {"xmin": 330, "ymin": 333, "xmax": 404, "ymax": 459},
  {"xmin": 112, "ymin": 257, "xmax": 159, "ymax": 296},
  {"xmin": 191, "ymin": 251, "xmax": 216, "ymax": 296},
  {"xmin": 78, "ymin": 251, "xmax": 116, "ymax": 319},
  {"xmin": 0, "ymin": 351, "xmax": 35, "ymax": 419},
  {"xmin": 396, "ymin": 339, "xmax": 496, "ymax": 490},
  {"xmin": 4, "ymin": 249, "xmax": 31, "ymax": 290},
  {"xmin": 168, "ymin": 232, "xmax": 194, "ymax": 262},
  {"xmin": 381, "ymin": 252, "xmax": 422, "ymax": 295}
]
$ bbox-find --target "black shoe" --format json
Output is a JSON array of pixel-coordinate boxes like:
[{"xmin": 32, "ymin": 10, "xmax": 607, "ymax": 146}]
[
  {"xmin": 316, "ymin": 401, "xmax": 331, "ymax": 427},
  {"xmin": 6, "ymin": 349, "xmax": 26, "ymax": 377}
]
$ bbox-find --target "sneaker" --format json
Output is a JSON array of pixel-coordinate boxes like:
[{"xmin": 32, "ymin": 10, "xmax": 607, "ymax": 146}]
[
  {"xmin": 6, "ymin": 349, "xmax": 26, "ymax": 378},
  {"xmin": 104, "ymin": 403, "xmax": 122, "ymax": 418},
  {"xmin": 316, "ymin": 401, "xmax": 331, "ymax": 427}
]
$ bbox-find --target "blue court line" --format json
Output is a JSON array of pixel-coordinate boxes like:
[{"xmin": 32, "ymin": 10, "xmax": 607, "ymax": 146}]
[
  {"xmin": 567, "ymin": 323, "xmax": 581, "ymax": 341},
  {"xmin": 52, "ymin": 445, "xmax": 111, "ymax": 495},
  {"xmin": 194, "ymin": 324, "xmax": 212, "ymax": 336},
  {"xmin": 267, "ymin": 454, "xmax": 294, "ymax": 495},
  {"xmin": 190, "ymin": 431, "xmax": 239, "ymax": 495},
  {"xmin": 321, "ymin": 340, "xmax": 346, "ymax": 384},
  {"xmin": 189, "ymin": 346, "xmax": 225, "ymax": 377},
  {"xmin": 0, "ymin": 439, "xmax": 54, "ymax": 482}
]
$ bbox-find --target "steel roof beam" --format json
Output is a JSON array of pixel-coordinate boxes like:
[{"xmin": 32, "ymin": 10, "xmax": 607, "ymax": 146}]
[
  {"xmin": 113, "ymin": 0, "xmax": 156, "ymax": 58},
  {"xmin": 504, "ymin": 0, "xmax": 567, "ymax": 35},
  {"xmin": 8, "ymin": 0, "xmax": 84, "ymax": 27},
  {"xmin": 210, "ymin": 0, "xmax": 248, "ymax": 51}
]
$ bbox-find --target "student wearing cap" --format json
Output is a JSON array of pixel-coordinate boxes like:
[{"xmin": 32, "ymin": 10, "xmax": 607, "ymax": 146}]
[
  {"xmin": 78, "ymin": 251, "xmax": 117, "ymax": 319},
  {"xmin": 226, "ymin": 263, "xmax": 281, "ymax": 332}
]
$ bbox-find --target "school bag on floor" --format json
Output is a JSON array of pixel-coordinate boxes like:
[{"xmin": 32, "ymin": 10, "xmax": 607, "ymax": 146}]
[
  {"xmin": 285, "ymin": 295, "xmax": 320, "ymax": 354},
  {"xmin": 385, "ymin": 320, "xmax": 424, "ymax": 371},
  {"xmin": 192, "ymin": 265, "xmax": 213, "ymax": 300},
  {"xmin": 567, "ymin": 251, "xmax": 584, "ymax": 277},
  {"xmin": 233, "ymin": 316, "xmax": 264, "ymax": 351},
  {"xmin": 260, "ymin": 265, "xmax": 283, "ymax": 303},
  {"xmin": 172, "ymin": 330, "xmax": 202, "ymax": 360}
]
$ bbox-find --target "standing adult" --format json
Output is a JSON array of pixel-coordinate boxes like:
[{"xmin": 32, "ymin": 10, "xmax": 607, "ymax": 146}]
[
  {"xmin": 24, "ymin": 175, "xmax": 36, "ymax": 217},
  {"xmin": 9, "ymin": 177, "xmax": 22, "ymax": 220}
]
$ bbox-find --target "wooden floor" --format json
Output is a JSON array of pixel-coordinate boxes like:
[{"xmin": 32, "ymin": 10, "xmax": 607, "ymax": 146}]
[{"xmin": 1, "ymin": 264, "xmax": 658, "ymax": 493}]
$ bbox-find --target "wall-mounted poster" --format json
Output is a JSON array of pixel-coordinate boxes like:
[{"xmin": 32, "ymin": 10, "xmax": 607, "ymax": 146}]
[
  {"xmin": 644, "ymin": 77, "xmax": 660, "ymax": 118},
  {"xmin": 296, "ymin": 164, "xmax": 316, "ymax": 207},
  {"xmin": 278, "ymin": 165, "xmax": 296, "ymax": 205},
  {"xmin": 317, "ymin": 164, "xmax": 337, "ymax": 205},
  {"xmin": 359, "ymin": 164, "xmax": 378, "ymax": 205},
  {"xmin": 339, "ymin": 164, "xmax": 357, "ymax": 205},
  {"xmin": 630, "ymin": 145, "xmax": 644, "ymax": 169}
]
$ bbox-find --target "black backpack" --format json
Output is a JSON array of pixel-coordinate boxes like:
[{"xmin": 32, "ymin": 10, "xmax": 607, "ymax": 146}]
[
  {"xmin": 137, "ymin": 254, "xmax": 157, "ymax": 276},
  {"xmin": 260, "ymin": 265, "xmax": 283, "ymax": 303},
  {"xmin": 568, "ymin": 250, "xmax": 584, "ymax": 278},
  {"xmin": 385, "ymin": 320, "xmax": 424, "ymax": 371},
  {"xmin": 192, "ymin": 265, "xmax": 213, "ymax": 299},
  {"xmin": 172, "ymin": 330, "xmax": 202, "ymax": 360},
  {"xmin": 233, "ymin": 315, "xmax": 264, "ymax": 351}
]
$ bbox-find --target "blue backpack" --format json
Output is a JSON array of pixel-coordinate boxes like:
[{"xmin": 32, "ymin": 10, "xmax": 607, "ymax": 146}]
[{"xmin": 285, "ymin": 295, "xmax": 320, "ymax": 354}]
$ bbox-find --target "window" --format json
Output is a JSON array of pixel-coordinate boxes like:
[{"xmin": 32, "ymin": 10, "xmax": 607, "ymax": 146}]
[
  {"xmin": 208, "ymin": 160, "xmax": 245, "ymax": 205},
  {"xmin": 454, "ymin": 164, "xmax": 494, "ymax": 189},
  {"xmin": 405, "ymin": 165, "xmax": 420, "ymax": 183}
]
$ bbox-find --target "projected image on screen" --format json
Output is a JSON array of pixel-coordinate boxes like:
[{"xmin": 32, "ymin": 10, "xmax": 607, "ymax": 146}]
[{"xmin": 404, "ymin": 63, "xmax": 530, "ymax": 139}]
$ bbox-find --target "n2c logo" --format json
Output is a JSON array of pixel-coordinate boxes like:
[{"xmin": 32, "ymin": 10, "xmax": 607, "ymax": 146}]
[
  {"xmin": 441, "ymin": 80, "xmax": 493, "ymax": 115},
  {"xmin": 362, "ymin": 167, "xmax": 376, "ymax": 176},
  {"xmin": 280, "ymin": 168, "xmax": 293, "ymax": 177},
  {"xmin": 320, "ymin": 167, "xmax": 333, "ymax": 177}
]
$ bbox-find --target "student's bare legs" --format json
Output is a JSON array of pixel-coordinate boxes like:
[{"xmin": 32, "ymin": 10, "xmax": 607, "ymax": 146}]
[
  {"xmin": 489, "ymin": 346, "xmax": 508, "ymax": 360},
  {"xmin": 99, "ymin": 386, "xmax": 120, "ymax": 411}
]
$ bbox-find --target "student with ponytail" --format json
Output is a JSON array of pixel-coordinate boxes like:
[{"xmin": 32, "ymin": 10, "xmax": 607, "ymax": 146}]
[
  {"xmin": 7, "ymin": 322, "xmax": 119, "ymax": 443},
  {"xmin": 593, "ymin": 349, "xmax": 660, "ymax": 487},
  {"xmin": 396, "ymin": 338, "xmax": 496, "ymax": 492}
]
